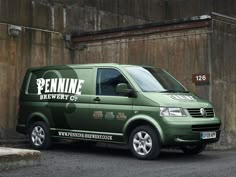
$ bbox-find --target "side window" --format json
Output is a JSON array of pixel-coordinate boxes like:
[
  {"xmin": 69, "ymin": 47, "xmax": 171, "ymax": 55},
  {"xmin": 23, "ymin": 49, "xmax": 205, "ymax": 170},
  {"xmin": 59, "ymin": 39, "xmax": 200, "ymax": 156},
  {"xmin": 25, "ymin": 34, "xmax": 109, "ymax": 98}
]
[
  {"xmin": 96, "ymin": 68, "xmax": 129, "ymax": 96},
  {"xmin": 26, "ymin": 68, "xmax": 93, "ymax": 95},
  {"xmin": 27, "ymin": 72, "xmax": 39, "ymax": 94},
  {"xmin": 27, "ymin": 70, "xmax": 61, "ymax": 95}
]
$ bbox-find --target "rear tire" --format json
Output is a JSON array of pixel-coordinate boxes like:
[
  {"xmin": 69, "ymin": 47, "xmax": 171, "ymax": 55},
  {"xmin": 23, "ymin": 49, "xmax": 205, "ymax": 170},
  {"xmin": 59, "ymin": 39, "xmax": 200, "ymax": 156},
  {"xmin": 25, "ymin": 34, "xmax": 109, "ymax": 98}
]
[
  {"xmin": 181, "ymin": 144, "xmax": 206, "ymax": 155},
  {"xmin": 129, "ymin": 125, "xmax": 161, "ymax": 160},
  {"xmin": 29, "ymin": 121, "xmax": 51, "ymax": 150}
]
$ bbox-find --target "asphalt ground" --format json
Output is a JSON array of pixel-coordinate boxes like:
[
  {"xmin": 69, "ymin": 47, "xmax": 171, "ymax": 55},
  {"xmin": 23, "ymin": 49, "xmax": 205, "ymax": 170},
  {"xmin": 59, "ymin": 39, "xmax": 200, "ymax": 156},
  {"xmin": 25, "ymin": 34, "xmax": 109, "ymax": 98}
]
[{"xmin": 1, "ymin": 142, "xmax": 236, "ymax": 177}]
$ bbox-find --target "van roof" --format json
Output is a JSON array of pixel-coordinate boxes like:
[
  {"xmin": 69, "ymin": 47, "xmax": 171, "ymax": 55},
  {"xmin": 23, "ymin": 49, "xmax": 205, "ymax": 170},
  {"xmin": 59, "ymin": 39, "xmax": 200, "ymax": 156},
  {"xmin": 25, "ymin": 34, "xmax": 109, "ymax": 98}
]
[{"xmin": 27, "ymin": 63, "xmax": 152, "ymax": 72}]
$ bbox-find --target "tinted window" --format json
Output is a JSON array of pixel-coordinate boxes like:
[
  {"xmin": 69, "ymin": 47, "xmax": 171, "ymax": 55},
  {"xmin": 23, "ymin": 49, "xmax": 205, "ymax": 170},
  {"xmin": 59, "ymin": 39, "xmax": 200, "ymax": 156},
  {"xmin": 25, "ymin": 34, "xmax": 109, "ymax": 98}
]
[
  {"xmin": 96, "ymin": 68, "xmax": 129, "ymax": 96},
  {"xmin": 27, "ymin": 72, "xmax": 39, "ymax": 94}
]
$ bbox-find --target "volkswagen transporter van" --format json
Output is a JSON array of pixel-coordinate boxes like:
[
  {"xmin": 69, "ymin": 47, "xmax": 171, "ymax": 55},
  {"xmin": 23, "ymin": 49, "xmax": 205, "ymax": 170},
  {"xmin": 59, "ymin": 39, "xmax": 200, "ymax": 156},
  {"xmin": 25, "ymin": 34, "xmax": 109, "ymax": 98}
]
[{"xmin": 16, "ymin": 64, "xmax": 221, "ymax": 159}]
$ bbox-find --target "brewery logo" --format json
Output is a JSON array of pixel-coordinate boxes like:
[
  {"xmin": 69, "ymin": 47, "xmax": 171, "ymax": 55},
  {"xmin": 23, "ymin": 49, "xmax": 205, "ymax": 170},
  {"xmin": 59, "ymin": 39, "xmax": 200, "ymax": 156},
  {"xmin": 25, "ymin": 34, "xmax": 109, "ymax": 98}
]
[
  {"xmin": 93, "ymin": 111, "xmax": 103, "ymax": 119},
  {"xmin": 104, "ymin": 112, "xmax": 115, "ymax": 120},
  {"xmin": 36, "ymin": 78, "xmax": 85, "ymax": 101},
  {"xmin": 116, "ymin": 112, "xmax": 127, "ymax": 120}
]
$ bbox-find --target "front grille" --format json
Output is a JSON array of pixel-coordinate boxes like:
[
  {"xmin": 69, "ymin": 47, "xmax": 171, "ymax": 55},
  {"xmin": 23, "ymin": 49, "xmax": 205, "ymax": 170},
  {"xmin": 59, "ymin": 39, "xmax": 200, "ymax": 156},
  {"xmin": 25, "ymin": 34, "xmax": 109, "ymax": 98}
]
[
  {"xmin": 192, "ymin": 124, "xmax": 221, "ymax": 132},
  {"xmin": 187, "ymin": 108, "xmax": 215, "ymax": 118}
]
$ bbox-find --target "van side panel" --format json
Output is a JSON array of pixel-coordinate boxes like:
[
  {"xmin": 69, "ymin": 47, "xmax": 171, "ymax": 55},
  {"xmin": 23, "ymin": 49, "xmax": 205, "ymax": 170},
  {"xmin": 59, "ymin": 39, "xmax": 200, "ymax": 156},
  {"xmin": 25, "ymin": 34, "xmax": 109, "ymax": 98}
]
[{"xmin": 17, "ymin": 66, "xmax": 94, "ymax": 135}]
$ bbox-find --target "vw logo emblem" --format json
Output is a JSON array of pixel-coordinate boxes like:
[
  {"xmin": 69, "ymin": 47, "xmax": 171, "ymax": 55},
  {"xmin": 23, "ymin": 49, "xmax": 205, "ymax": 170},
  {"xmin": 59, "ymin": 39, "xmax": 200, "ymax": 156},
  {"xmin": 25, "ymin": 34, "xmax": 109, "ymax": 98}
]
[{"xmin": 200, "ymin": 108, "xmax": 207, "ymax": 117}]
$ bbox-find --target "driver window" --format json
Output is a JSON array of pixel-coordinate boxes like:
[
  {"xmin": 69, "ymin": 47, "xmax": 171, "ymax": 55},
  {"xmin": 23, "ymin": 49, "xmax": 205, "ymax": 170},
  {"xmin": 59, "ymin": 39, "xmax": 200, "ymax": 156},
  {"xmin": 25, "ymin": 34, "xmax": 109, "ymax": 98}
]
[{"xmin": 96, "ymin": 68, "xmax": 129, "ymax": 96}]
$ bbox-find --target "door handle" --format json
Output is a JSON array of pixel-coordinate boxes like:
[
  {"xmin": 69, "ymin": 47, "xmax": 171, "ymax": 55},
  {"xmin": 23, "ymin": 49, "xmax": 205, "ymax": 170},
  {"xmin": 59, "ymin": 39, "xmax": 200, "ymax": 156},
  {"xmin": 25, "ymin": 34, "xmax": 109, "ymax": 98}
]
[{"xmin": 93, "ymin": 97, "xmax": 101, "ymax": 102}]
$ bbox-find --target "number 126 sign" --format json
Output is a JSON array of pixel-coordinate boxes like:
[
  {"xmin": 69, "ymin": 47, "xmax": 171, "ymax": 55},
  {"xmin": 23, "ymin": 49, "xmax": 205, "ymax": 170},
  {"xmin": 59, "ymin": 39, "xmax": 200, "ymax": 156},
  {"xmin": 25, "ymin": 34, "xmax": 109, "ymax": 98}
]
[{"xmin": 192, "ymin": 74, "xmax": 210, "ymax": 85}]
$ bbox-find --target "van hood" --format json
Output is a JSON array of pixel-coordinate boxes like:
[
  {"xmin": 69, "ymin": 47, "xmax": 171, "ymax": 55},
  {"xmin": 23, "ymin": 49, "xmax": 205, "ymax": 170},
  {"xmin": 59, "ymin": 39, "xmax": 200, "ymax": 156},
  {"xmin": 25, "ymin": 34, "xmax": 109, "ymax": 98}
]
[{"xmin": 143, "ymin": 92, "xmax": 211, "ymax": 108}]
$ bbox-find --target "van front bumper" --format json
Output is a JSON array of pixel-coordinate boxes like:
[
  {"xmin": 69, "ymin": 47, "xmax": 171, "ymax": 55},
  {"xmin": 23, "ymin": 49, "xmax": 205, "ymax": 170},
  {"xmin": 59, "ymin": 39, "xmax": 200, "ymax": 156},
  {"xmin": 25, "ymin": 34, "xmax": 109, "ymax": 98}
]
[{"xmin": 161, "ymin": 117, "xmax": 221, "ymax": 146}]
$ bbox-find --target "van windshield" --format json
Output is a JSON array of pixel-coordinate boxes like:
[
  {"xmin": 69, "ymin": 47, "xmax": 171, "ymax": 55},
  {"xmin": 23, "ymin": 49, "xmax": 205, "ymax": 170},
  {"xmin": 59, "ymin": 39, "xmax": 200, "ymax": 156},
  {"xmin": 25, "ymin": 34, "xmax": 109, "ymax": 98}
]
[{"xmin": 126, "ymin": 66, "xmax": 188, "ymax": 93}]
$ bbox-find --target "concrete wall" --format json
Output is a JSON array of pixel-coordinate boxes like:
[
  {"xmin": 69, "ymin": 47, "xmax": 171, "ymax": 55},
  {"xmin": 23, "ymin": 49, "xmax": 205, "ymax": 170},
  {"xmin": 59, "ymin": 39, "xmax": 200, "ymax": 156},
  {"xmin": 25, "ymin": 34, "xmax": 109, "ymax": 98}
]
[
  {"xmin": 65, "ymin": 0, "xmax": 149, "ymax": 32},
  {"xmin": 62, "ymin": 0, "xmax": 236, "ymax": 32},
  {"xmin": 211, "ymin": 17, "xmax": 236, "ymax": 147},
  {"xmin": 0, "ymin": 0, "xmax": 64, "ymax": 31},
  {"xmin": 1, "ymin": 0, "xmax": 234, "ymax": 32}
]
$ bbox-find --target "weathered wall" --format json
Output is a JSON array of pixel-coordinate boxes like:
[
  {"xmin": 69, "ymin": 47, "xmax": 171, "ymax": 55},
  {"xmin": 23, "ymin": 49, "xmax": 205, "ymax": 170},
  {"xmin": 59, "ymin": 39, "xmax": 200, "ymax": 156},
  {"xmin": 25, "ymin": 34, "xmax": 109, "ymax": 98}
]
[
  {"xmin": 0, "ymin": 0, "xmax": 64, "ymax": 31},
  {"xmin": 2, "ymin": 0, "xmax": 233, "ymax": 33},
  {"xmin": 64, "ymin": 0, "xmax": 149, "ymax": 32},
  {"xmin": 62, "ymin": 0, "xmax": 236, "ymax": 32},
  {"xmin": 211, "ymin": 18, "xmax": 236, "ymax": 147}
]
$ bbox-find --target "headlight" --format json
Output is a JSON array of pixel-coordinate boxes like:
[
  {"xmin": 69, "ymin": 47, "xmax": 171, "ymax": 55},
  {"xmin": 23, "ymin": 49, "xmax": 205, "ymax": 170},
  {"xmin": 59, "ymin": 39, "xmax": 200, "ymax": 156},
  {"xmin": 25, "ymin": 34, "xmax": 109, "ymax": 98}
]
[{"xmin": 160, "ymin": 107, "xmax": 186, "ymax": 117}]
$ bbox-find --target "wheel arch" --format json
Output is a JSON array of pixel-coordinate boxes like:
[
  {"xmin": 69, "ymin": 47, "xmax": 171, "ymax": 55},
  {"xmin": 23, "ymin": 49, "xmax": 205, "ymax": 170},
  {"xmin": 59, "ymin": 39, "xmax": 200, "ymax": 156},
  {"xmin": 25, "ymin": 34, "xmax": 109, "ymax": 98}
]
[
  {"xmin": 123, "ymin": 115, "xmax": 164, "ymax": 143},
  {"xmin": 26, "ymin": 112, "xmax": 50, "ymax": 132}
]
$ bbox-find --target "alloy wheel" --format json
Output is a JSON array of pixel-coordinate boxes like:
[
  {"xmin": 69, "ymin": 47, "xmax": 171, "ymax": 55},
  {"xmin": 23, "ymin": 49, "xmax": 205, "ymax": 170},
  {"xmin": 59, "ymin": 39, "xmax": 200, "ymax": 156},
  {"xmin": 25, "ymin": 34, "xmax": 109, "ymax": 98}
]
[
  {"xmin": 132, "ymin": 131, "xmax": 152, "ymax": 156},
  {"xmin": 31, "ymin": 126, "xmax": 45, "ymax": 146}
]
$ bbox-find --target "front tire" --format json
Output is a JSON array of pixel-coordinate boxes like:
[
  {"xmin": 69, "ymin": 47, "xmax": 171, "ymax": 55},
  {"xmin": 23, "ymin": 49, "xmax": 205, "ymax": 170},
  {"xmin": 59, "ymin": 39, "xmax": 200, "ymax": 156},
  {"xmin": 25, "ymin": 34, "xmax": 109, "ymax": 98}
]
[
  {"xmin": 129, "ymin": 125, "xmax": 161, "ymax": 160},
  {"xmin": 181, "ymin": 144, "xmax": 206, "ymax": 155},
  {"xmin": 29, "ymin": 121, "xmax": 51, "ymax": 150}
]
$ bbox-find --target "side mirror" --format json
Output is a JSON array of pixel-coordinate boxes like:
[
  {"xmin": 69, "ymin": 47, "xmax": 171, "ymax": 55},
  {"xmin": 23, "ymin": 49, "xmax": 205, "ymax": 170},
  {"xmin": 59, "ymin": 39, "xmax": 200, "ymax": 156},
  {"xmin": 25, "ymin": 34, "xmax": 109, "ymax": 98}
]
[{"xmin": 116, "ymin": 83, "xmax": 136, "ymax": 97}]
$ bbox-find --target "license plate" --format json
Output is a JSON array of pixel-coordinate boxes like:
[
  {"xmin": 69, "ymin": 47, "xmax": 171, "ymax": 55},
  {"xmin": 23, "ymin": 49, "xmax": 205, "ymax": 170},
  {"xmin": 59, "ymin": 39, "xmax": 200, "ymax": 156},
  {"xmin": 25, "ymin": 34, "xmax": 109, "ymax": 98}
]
[{"xmin": 200, "ymin": 132, "xmax": 216, "ymax": 140}]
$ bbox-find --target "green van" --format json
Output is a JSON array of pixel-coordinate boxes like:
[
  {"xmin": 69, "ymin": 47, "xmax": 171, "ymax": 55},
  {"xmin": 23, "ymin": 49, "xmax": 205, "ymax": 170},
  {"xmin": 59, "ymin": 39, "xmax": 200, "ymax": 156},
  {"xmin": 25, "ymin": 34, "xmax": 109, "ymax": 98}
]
[{"xmin": 16, "ymin": 63, "xmax": 221, "ymax": 159}]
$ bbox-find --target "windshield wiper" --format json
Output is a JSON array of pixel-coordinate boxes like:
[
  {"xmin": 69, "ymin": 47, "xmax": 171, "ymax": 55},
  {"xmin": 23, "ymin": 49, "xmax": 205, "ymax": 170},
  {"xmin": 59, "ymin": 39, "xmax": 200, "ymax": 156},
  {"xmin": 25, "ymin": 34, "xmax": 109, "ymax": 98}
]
[
  {"xmin": 160, "ymin": 90, "xmax": 178, "ymax": 93},
  {"xmin": 179, "ymin": 90, "xmax": 189, "ymax": 93},
  {"xmin": 160, "ymin": 90, "xmax": 189, "ymax": 93}
]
